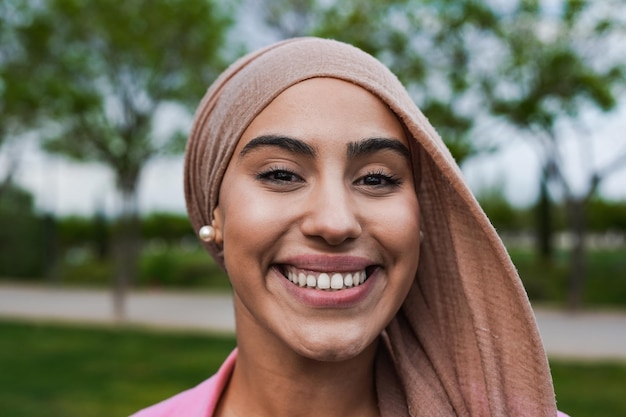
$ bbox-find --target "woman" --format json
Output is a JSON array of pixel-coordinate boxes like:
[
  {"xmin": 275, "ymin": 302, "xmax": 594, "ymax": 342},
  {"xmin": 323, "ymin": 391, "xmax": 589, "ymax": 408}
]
[{"xmin": 132, "ymin": 38, "xmax": 568, "ymax": 417}]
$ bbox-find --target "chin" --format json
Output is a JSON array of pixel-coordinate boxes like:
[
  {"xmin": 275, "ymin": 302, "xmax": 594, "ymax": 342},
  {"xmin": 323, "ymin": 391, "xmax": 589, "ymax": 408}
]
[{"xmin": 290, "ymin": 328, "xmax": 379, "ymax": 363}]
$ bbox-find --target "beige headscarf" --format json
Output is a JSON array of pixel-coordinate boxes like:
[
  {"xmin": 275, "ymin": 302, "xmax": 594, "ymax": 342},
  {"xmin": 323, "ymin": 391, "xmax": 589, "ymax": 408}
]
[{"xmin": 185, "ymin": 37, "xmax": 557, "ymax": 417}]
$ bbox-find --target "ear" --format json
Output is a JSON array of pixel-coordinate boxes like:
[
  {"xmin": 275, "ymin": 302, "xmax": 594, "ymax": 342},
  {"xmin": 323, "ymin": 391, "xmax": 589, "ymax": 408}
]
[{"xmin": 212, "ymin": 206, "xmax": 224, "ymax": 245}]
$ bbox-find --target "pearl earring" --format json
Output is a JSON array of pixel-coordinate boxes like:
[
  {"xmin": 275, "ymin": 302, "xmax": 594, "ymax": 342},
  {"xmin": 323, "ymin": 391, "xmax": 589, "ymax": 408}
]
[
  {"xmin": 198, "ymin": 225, "xmax": 216, "ymax": 242},
  {"xmin": 420, "ymin": 230, "xmax": 425, "ymax": 244}
]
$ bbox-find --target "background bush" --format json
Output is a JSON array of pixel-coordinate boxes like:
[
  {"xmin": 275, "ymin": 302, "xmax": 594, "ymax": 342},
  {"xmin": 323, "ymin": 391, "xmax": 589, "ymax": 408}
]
[{"xmin": 0, "ymin": 185, "xmax": 46, "ymax": 278}]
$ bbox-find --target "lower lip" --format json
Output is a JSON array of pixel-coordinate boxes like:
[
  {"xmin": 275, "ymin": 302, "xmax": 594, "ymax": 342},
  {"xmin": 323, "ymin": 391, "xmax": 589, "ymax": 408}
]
[{"xmin": 272, "ymin": 267, "xmax": 378, "ymax": 308}]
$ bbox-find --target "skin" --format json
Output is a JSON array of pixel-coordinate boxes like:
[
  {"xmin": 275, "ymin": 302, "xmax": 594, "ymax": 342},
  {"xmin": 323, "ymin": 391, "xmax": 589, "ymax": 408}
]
[{"xmin": 212, "ymin": 78, "xmax": 421, "ymax": 417}]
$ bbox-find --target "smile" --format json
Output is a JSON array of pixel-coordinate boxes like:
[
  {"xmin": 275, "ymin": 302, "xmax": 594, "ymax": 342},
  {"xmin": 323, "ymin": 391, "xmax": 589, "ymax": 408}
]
[{"xmin": 281, "ymin": 266, "xmax": 373, "ymax": 291}]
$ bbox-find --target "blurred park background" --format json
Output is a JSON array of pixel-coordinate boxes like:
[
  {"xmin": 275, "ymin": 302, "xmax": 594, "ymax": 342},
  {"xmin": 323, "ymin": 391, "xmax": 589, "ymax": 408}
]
[{"xmin": 1, "ymin": 0, "xmax": 625, "ymax": 416}]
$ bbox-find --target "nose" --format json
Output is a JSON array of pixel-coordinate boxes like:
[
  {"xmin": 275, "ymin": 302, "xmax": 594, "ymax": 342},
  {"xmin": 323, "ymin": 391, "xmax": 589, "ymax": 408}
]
[{"xmin": 300, "ymin": 181, "xmax": 362, "ymax": 246}]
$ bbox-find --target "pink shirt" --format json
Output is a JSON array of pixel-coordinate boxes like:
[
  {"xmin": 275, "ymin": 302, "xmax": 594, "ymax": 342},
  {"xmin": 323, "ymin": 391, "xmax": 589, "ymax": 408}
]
[{"xmin": 130, "ymin": 349, "xmax": 570, "ymax": 417}]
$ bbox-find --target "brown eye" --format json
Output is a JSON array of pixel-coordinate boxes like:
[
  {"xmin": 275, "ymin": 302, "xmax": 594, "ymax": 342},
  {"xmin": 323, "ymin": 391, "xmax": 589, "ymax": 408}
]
[
  {"xmin": 257, "ymin": 169, "xmax": 303, "ymax": 184},
  {"xmin": 356, "ymin": 171, "xmax": 402, "ymax": 188}
]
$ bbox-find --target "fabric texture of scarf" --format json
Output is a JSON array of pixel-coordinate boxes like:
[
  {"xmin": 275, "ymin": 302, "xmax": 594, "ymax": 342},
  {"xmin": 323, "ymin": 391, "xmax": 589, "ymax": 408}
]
[{"xmin": 184, "ymin": 37, "xmax": 558, "ymax": 417}]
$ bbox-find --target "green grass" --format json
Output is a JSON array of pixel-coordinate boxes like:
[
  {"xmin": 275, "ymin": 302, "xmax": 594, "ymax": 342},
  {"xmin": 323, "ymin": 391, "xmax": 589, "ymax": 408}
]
[
  {"xmin": 551, "ymin": 361, "xmax": 626, "ymax": 417},
  {"xmin": 0, "ymin": 320, "xmax": 235, "ymax": 417},
  {"xmin": 1, "ymin": 320, "xmax": 625, "ymax": 417}
]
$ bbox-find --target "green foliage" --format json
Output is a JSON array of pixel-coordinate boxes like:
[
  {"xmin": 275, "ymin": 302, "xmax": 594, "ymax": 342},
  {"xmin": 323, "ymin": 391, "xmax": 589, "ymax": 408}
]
[
  {"xmin": 487, "ymin": 0, "xmax": 624, "ymax": 133},
  {"xmin": 15, "ymin": 0, "xmax": 234, "ymax": 195},
  {"xmin": 4, "ymin": 0, "xmax": 235, "ymax": 298},
  {"xmin": 55, "ymin": 212, "xmax": 194, "ymax": 247},
  {"xmin": 477, "ymin": 186, "xmax": 528, "ymax": 232},
  {"xmin": 510, "ymin": 247, "xmax": 569, "ymax": 303},
  {"xmin": 57, "ymin": 216, "xmax": 100, "ymax": 247},
  {"xmin": 50, "ymin": 244, "xmax": 230, "ymax": 290},
  {"xmin": 35, "ymin": 211, "xmax": 230, "ymax": 288},
  {"xmin": 141, "ymin": 212, "xmax": 194, "ymax": 243},
  {"xmin": 139, "ymin": 247, "xmax": 229, "ymax": 289},
  {"xmin": 0, "ymin": 185, "xmax": 45, "ymax": 278},
  {"xmin": 583, "ymin": 249, "xmax": 626, "ymax": 306},
  {"xmin": 260, "ymin": 0, "xmax": 506, "ymax": 164},
  {"xmin": 587, "ymin": 199, "xmax": 626, "ymax": 231},
  {"xmin": 0, "ymin": 2, "xmax": 43, "ymax": 147},
  {"xmin": 491, "ymin": 197, "xmax": 626, "ymax": 234},
  {"xmin": 511, "ymin": 247, "xmax": 626, "ymax": 307}
]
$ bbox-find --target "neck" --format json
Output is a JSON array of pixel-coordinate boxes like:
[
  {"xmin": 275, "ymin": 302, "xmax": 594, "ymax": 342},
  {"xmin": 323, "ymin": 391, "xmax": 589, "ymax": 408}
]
[{"xmin": 216, "ymin": 306, "xmax": 381, "ymax": 417}]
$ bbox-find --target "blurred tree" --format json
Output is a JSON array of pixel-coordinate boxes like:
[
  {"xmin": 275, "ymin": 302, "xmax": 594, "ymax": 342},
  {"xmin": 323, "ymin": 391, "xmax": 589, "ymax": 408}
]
[
  {"xmin": 16, "ymin": 0, "xmax": 234, "ymax": 320},
  {"xmin": 0, "ymin": 1, "xmax": 43, "ymax": 196},
  {"xmin": 259, "ymin": 0, "xmax": 506, "ymax": 164},
  {"xmin": 485, "ymin": 0, "xmax": 626, "ymax": 309}
]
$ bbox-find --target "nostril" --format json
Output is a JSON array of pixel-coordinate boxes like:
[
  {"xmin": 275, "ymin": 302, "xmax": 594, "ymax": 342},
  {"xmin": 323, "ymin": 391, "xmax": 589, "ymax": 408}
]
[
  {"xmin": 300, "ymin": 216, "xmax": 363, "ymax": 246},
  {"xmin": 300, "ymin": 192, "xmax": 362, "ymax": 244}
]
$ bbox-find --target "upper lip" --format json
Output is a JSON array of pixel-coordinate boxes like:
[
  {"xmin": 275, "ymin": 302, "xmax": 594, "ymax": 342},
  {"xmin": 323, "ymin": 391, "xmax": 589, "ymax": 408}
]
[{"xmin": 275, "ymin": 254, "xmax": 377, "ymax": 272}]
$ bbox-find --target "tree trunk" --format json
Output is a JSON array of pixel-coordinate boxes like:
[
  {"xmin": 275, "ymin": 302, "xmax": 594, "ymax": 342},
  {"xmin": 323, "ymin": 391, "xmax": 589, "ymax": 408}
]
[
  {"xmin": 93, "ymin": 209, "xmax": 110, "ymax": 261},
  {"xmin": 565, "ymin": 198, "xmax": 587, "ymax": 311},
  {"xmin": 112, "ymin": 187, "xmax": 141, "ymax": 323}
]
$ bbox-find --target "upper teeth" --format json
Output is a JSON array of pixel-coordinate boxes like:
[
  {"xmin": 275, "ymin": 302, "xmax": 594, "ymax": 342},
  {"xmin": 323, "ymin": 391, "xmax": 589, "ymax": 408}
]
[{"xmin": 284, "ymin": 267, "xmax": 368, "ymax": 291}]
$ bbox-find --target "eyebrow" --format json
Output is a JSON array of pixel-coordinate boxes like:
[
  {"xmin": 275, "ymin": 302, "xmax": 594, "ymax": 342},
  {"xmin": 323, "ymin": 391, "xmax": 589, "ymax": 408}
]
[
  {"xmin": 346, "ymin": 137, "xmax": 410, "ymax": 159},
  {"xmin": 239, "ymin": 135, "xmax": 316, "ymax": 157},
  {"xmin": 239, "ymin": 134, "xmax": 410, "ymax": 160}
]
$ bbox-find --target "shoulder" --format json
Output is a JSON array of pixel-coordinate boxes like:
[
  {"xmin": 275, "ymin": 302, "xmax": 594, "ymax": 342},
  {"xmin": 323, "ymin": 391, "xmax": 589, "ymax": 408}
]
[
  {"xmin": 558, "ymin": 411, "xmax": 571, "ymax": 417},
  {"xmin": 129, "ymin": 350, "xmax": 237, "ymax": 417}
]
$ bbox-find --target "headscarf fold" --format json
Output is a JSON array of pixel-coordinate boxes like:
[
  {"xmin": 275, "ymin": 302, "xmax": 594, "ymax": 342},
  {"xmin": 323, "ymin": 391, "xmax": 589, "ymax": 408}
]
[{"xmin": 184, "ymin": 37, "xmax": 558, "ymax": 417}]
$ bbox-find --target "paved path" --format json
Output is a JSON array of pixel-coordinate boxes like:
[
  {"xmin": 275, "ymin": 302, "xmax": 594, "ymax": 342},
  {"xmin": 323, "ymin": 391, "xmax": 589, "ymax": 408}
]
[
  {"xmin": 0, "ymin": 283, "xmax": 235, "ymax": 334},
  {"xmin": 1, "ymin": 283, "xmax": 625, "ymax": 360}
]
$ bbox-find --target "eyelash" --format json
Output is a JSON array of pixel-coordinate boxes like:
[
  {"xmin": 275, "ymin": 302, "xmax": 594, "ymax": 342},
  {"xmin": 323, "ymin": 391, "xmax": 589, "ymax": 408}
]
[
  {"xmin": 256, "ymin": 166, "xmax": 402, "ymax": 188},
  {"xmin": 256, "ymin": 166, "xmax": 303, "ymax": 184},
  {"xmin": 358, "ymin": 169, "xmax": 402, "ymax": 188}
]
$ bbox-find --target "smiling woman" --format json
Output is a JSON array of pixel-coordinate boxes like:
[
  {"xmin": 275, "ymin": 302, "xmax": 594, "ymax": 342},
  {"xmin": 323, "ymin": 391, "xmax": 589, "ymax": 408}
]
[
  {"xmin": 131, "ymin": 38, "xmax": 569, "ymax": 417},
  {"xmin": 214, "ymin": 78, "xmax": 419, "ymax": 367}
]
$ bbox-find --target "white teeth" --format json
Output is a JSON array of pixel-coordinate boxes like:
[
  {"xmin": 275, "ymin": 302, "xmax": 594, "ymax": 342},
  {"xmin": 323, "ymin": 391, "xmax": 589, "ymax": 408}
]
[
  {"xmin": 298, "ymin": 272, "xmax": 307, "ymax": 287},
  {"xmin": 317, "ymin": 273, "xmax": 330, "ymax": 289},
  {"xmin": 331, "ymin": 273, "xmax": 343, "ymax": 289},
  {"xmin": 283, "ymin": 268, "xmax": 371, "ymax": 291},
  {"xmin": 344, "ymin": 273, "xmax": 353, "ymax": 287}
]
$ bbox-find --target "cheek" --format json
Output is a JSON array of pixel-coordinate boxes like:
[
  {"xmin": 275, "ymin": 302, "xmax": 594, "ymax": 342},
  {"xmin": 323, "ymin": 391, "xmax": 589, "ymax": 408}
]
[
  {"xmin": 378, "ymin": 195, "xmax": 420, "ymax": 305},
  {"xmin": 218, "ymin": 178, "xmax": 292, "ymax": 267},
  {"xmin": 375, "ymin": 195, "xmax": 421, "ymax": 251}
]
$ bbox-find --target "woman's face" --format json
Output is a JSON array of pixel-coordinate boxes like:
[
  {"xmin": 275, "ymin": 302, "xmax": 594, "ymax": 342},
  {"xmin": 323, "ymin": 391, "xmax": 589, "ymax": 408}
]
[{"xmin": 214, "ymin": 78, "xmax": 420, "ymax": 361}]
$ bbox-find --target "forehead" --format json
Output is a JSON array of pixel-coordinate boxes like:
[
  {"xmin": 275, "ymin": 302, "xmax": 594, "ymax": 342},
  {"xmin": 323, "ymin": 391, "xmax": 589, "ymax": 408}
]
[{"xmin": 236, "ymin": 77, "xmax": 407, "ymax": 149}]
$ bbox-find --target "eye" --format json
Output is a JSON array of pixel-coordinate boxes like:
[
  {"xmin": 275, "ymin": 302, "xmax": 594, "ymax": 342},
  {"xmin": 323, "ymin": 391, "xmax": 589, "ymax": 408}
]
[
  {"xmin": 355, "ymin": 170, "xmax": 402, "ymax": 188},
  {"xmin": 256, "ymin": 167, "xmax": 304, "ymax": 184}
]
